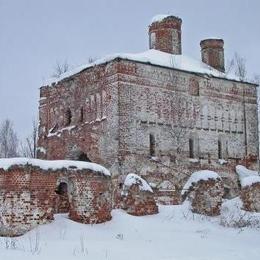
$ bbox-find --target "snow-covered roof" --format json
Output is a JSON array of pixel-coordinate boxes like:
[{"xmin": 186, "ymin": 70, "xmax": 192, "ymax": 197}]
[
  {"xmin": 181, "ymin": 170, "xmax": 221, "ymax": 195},
  {"xmin": 0, "ymin": 158, "xmax": 110, "ymax": 176},
  {"xmin": 236, "ymin": 165, "xmax": 260, "ymax": 187},
  {"xmin": 123, "ymin": 173, "xmax": 153, "ymax": 192},
  {"xmin": 45, "ymin": 49, "xmax": 242, "ymax": 86}
]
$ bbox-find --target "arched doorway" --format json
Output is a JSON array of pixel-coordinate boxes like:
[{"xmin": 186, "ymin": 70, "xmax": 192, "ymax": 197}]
[{"xmin": 55, "ymin": 181, "xmax": 70, "ymax": 213}]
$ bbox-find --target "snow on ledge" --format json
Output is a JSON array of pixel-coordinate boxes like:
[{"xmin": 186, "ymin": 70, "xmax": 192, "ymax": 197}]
[
  {"xmin": 241, "ymin": 176, "xmax": 260, "ymax": 188},
  {"xmin": 0, "ymin": 158, "xmax": 110, "ymax": 176},
  {"xmin": 123, "ymin": 173, "xmax": 153, "ymax": 193},
  {"xmin": 236, "ymin": 165, "xmax": 260, "ymax": 187},
  {"xmin": 181, "ymin": 170, "xmax": 221, "ymax": 195}
]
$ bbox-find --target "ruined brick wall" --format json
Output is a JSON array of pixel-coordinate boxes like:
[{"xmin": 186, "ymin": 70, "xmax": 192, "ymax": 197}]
[
  {"xmin": 115, "ymin": 59, "xmax": 257, "ymax": 201},
  {"xmin": 38, "ymin": 57, "xmax": 257, "ymax": 206},
  {"xmin": 121, "ymin": 185, "xmax": 158, "ymax": 216},
  {"xmin": 0, "ymin": 166, "xmax": 56, "ymax": 236},
  {"xmin": 240, "ymin": 182, "xmax": 260, "ymax": 212},
  {"xmin": 182, "ymin": 178, "xmax": 224, "ymax": 216},
  {"xmin": 69, "ymin": 172, "xmax": 112, "ymax": 224},
  {"xmin": 0, "ymin": 162, "xmax": 112, "ymax": 236},
  {"xmin": 38, "ymin": 61, "xmax": 121, "ymax": 174}
]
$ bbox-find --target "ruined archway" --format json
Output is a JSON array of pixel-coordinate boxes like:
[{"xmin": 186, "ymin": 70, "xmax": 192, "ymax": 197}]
[
  {"xmin": 78, "ymin": 152, "xmax": 92, "ymax": 162},
  {"xmin": 55, "ymin": 179, "xmax": 70, "ymax": 213}
]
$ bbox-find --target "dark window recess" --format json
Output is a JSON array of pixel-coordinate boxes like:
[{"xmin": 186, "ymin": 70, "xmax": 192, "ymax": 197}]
[
  {"xmin": 189, "ymin": 138, "xmax": 194, "ymax": 158},
  {"xmin": 150, "ymin": 134, "xmax": 155, "ymax": 157},
  {"xmin": 79, "ymin": 107, "xmax": 84, "ymax": 122},
  {"xmin": 55, "ymin": 182, "xmax": 68, "ymax": 195},
  {"xmin": 65, "ymin": 109, "xmax": 72, "ymax": 126},
  {"xmin": 78, "ymin": 152, "xmax": 92, "ymax": 162},
  {"xmin": 218, "ymin": 140, "xmax": 222, "ymax": 159}
]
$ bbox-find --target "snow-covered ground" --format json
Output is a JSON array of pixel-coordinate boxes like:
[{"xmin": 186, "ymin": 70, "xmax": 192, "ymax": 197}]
[{"xmin": 0, "ymin": 200, "xmax": 259, "ymax": 260}]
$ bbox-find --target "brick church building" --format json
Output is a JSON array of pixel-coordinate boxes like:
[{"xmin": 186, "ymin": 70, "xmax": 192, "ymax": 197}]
[{"xmin": 37, "ymin": 15, "xmax": 258, "ymax": 204}]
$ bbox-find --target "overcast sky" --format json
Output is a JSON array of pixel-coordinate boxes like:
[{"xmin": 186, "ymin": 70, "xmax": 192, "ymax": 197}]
[{"xmin": 0, "ymin": 0, "xmax": 259, "ymax": 139}]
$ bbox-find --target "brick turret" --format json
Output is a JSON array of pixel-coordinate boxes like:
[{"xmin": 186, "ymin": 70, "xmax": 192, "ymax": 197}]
[
  {"xmin": 149, "ymin": 15, "xmax": 182, "ymax": 55},
  {"xmin": 200, "ymin": 38, "xmax": 225, "ymax": 72}
]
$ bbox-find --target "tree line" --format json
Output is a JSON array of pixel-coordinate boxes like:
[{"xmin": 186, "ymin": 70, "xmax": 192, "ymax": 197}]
[{"xmin": 0, "ymin": 119, "xmax": 38, "ymax": 158}]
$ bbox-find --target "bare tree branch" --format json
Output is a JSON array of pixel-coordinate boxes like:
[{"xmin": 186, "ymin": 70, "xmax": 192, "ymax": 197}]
[
  {"xmin": 20, "ymin": 119, "xmax": 38, "ymax": 158},
  {"xmin": 52, "ymin": 60, "xmax": 70, "ymax": 78}
]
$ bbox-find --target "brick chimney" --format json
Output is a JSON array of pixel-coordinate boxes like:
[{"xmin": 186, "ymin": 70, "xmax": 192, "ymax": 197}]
[
  {"xmin": 200, "ymin": 38, "xmax": 225, "ymax": 72},
  {"xmin": 149, "ymin": 15, "xmax": 182, "ymax": 55}
]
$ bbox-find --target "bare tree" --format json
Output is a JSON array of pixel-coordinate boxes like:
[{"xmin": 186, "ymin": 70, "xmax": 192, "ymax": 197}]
[
  {"xmin": 52, "ymin": 60, "xmax": 70, "ymax": 78},
  {"xmin": 20, "ymin": 119, "xmax": 38, "ymax": 158},
  {"xmin": 165, "ymin": 56, "xmax": 200, "ymax": 160},
  {"xmin": 88, "ymin": 56, "xmax": 97, "ymax": 63},
  {"xmin": 166, "ymin": 94, "xmax": 199, "ymax": 157},
  {"xmin": 227, "ymin": 52, "xmax": 247, "ymax": 81},
  {"xmin": 0, "ymin": 119, "xmax": 19, "ymax": 158}
]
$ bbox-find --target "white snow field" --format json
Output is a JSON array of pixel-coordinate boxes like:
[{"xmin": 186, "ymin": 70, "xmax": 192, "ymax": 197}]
[{"xmin": 0, "ymin": 200, "xmax": 260, "ymax": 260}]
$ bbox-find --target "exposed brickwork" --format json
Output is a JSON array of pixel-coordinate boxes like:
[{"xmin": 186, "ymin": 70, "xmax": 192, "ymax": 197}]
[
  {"xmin": 240, "ymin": 182, "xmax": 260, "ymax": 212},
  {"xmin": 121, "ymin": 182, "xmax": 158, "ymax": 216},
  {"xmin": 69, "ymin": 173, "xmax": 112, "ymax": 224},
  {"xmin": 0, "ymin": 164, "xmax": 112, "ymax": 236},
  {"xmin": 37, "ymin": 16, "xmax": 258, "ymax": 207},
  {"xmin": 200, "ymin": 39, "xmax": 225, "ymax": 72},
  {"xmin": 149, "ymin": 15, "xmax": 182, "ymax": 54},
  {"xmin": 182, "ymin": 178, "xmax": 224, "ymax": 216}
]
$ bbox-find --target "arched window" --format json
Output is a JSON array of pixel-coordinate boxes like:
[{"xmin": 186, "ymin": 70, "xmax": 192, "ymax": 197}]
[
  {"xmin": 65, "ymin": 108, "xmax": 72, "ymax": 126},
  {"xmin": 78, "ymin": 152, "xmax": 91, "ymax": 162},
  {"xmin": 149, "ymin": 134, "xmax": 155, "ymax": 157}
]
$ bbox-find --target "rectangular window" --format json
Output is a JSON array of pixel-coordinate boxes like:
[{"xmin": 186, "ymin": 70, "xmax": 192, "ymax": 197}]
[
  {"xmin": 150, "ymin": 134, "xmax": 155, "ymax": 157},
  {"xmin": 189, "ymin": 138, "xmax": 194, "ymax": 158},
  {"xmin": 218, "ymin": 140, "xmax": 222, "ymax": 159}
]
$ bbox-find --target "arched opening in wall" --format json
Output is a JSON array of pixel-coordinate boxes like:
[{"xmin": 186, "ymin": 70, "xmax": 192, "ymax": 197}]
[
  {"xmin": 189, "ymin": 138, "xmax": 194, "ymax": 158},
  {"xmin": 64, "ymin": 108, "xmax": 72, "ymax": 126},
  {"xmin": 149, "ymin": 134, "xmax": 155, "ymax": 157},
  {"xmin": 55, "ymin": 182, "xmax": 69, "ymax": 213},
  {"xmin": 78, "ymin": 152, "xmax": 92, "ymax": 162}
]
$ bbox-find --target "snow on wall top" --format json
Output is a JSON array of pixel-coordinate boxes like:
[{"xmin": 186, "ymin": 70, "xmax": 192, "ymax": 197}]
[
  {"xmin": 150, "ymin": 14, "xmax": 176, "ymax": 24},
  {"xmin": 123, "ymin": 173, "xmax": 153, "ymax": 193},
  {"xmin": 181, "ymin": 170, "xmax": 220, "ymax": 195},
  {"xmin": 44, "ymin": 49, "xmax": 241, "ymax": 86},
  {"xmin": 0, "ymin": 158, "xmax": 111, "ymax": 176},
  {"xmin": 236, "ymin": 165, "xmax": 260, "ymax": 187}
]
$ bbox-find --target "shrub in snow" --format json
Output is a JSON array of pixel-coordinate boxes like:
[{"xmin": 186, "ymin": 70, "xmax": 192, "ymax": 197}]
[
  {"xmin": 220, "ymin": 197, "xmax": 260, "ymax": 228},
  {"xmin": 121, "ymin": 173, "xmax": 158, "ymax": 216},
  {"xmin": 181, "ymin": 170, "xmax": 224, "ymax": 216}
]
